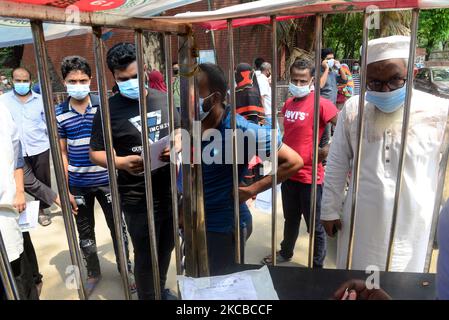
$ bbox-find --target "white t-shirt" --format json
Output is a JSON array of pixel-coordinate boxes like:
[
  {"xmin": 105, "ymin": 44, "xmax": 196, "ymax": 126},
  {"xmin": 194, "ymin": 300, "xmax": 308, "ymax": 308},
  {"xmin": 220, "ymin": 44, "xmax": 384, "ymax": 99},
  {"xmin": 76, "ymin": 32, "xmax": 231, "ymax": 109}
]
[
  {"xmin": 0, "ymin": 102, "xmax": 24, "ymax": 262},
  {"xmin": 256, "ymin": 73, "xmax": 272, "ymax": 116}
]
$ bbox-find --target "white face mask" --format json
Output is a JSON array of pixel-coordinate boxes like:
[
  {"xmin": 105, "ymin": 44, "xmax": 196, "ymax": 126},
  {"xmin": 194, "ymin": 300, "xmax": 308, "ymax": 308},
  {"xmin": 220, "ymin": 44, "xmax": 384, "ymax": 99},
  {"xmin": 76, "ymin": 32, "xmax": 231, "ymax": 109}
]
[
  {"xmin": 1, "ymin": 79, "xmax": 8, "ymax": 85},
  {"xmin": 289, "ymin": 82, "xmax": 311, "ymax": 98},
  {"xmin": 327, "ymin": 59, "xmax": 335, "ymax": 69},
  {"xmin": 66, "ymin": 84, "xmax": 90, "ymax": 100},
  {"xmin": 199, "ymin": 92, "xmax": 216, "ymax": 121}
]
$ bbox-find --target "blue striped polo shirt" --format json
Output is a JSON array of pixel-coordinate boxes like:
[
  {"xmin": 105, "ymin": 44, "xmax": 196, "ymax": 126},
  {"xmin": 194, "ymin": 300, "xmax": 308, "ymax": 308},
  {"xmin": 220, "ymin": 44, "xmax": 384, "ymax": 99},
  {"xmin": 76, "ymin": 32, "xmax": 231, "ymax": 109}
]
[{"xmin": 56, "ymin": 95, "xmax": 109, "ymax": 187}]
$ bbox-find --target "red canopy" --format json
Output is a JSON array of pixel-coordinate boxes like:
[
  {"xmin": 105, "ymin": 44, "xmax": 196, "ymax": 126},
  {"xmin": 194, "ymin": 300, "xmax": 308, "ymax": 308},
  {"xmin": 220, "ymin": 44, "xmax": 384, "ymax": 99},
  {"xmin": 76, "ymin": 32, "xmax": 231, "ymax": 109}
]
[{"xmin": 198, "ymin": 15, "xmax": 312, "ymax": 31}]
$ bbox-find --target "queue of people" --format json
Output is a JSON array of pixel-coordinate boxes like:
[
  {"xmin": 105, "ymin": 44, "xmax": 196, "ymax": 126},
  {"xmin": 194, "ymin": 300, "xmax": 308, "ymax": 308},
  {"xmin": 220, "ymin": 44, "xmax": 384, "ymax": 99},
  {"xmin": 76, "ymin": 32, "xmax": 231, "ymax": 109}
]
[{"xmin": 1, "ymin": 34, "xmax": 449, "ymax": 301}]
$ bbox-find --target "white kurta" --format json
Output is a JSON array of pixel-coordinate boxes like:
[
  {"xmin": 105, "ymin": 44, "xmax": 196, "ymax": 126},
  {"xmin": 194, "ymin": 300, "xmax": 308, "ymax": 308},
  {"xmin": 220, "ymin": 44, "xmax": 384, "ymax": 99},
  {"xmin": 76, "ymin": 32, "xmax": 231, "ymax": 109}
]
[
  {"xmin": 321, "ymin": 90, "xmax": 449, "ymax": 272},
  {"xmin": 0, "ymin": 103, "xmax": 24, "ymax": 262}
]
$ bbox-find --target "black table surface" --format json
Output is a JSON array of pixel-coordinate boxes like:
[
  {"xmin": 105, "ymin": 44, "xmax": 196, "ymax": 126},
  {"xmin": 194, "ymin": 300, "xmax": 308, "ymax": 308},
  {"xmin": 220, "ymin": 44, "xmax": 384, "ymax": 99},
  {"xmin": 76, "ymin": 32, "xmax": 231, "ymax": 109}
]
[{"xmin": 231, "ymin": 264, "xmax": 436, "ymax": 300}]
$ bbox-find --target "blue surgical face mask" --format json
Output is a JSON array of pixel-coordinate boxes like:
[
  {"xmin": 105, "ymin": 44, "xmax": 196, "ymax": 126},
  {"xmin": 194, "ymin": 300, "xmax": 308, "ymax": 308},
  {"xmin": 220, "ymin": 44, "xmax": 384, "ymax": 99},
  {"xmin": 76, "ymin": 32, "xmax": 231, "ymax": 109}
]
[
  {"xmin": 289, "ymin": 82, "xmax": 311, "ymax": 98},
  {"xmin": 366, "ymin": 85, "xmax": 407, "ymax": 113},
  {"xmin": 14, "ymin": 82, "xmax": 31, "ymax": 96},
  {"xmin": 67, "ymin": 84, "xmax": 90, "ymax": 100},
  {"xmin": 199, "ymin": 92, "xmax": 216, "ymax": 121},
  {"xmin": 117, "ymin": 78, "xmax": 140, "ymax": 100}
]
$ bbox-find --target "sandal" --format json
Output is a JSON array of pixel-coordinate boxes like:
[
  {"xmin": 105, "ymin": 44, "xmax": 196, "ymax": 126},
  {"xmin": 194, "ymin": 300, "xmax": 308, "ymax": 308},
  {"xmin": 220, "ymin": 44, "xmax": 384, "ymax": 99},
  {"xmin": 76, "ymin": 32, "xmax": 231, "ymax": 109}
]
[
  {"xmin": 38, "ymin": 212, "xmax": 52, "ymax": 227},
  {"xmin": 128, "ymin": 272, "xmax": 137, "ymax": 294},
  {"xmin": 261, "ymin": 251, "xmax": 291, "ymax": 265},
  {"xmin": 85, "ymin": 275, "xmax": 102, "ymax": 297}
]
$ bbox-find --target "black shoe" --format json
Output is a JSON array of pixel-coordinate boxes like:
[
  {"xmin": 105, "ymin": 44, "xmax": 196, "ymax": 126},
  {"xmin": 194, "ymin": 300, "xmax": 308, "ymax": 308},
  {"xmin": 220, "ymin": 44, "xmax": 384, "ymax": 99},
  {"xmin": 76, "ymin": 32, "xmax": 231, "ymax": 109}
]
[{"xmin": 162, "ymin": 289, "xmax": 178, "ymax": 300}]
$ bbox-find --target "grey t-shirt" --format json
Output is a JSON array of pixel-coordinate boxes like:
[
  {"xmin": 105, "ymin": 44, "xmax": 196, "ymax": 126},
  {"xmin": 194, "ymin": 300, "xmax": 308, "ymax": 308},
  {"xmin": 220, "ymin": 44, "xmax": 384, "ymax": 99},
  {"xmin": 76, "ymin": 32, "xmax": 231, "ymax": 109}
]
[{"xmin": 320, "ymin": 68, "xmax": 338, "ymax": 105}]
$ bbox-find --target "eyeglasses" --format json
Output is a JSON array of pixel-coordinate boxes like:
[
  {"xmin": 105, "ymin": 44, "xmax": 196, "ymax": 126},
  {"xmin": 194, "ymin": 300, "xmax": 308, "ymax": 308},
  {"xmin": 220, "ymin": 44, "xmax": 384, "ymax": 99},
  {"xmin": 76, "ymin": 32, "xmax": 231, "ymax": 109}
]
[{"xmin": 367, "ymin": 77, "xmax": 407, "ymax": 92}]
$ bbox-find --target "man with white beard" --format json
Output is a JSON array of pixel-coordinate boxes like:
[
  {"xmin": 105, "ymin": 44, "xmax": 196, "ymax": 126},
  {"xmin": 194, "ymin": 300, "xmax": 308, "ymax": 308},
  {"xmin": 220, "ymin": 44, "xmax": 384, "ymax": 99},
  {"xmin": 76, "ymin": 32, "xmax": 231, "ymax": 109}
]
[{"xmin": 321, "ymin": 35, "xmax": 449, "ymax": 272}]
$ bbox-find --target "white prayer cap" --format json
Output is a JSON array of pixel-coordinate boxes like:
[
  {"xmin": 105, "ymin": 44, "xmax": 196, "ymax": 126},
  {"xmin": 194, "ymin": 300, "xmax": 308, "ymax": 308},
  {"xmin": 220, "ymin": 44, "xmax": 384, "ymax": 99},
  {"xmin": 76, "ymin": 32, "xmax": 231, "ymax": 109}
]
[{"xmin": 363, "ymin": 35, "xmax": 411, "ymax": 65}]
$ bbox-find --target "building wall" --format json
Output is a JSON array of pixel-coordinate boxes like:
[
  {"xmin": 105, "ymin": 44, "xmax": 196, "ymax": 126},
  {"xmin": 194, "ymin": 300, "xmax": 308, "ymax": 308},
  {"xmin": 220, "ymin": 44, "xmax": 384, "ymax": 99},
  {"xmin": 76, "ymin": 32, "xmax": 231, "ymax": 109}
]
[
  {"xmin": 166, "ymin": 0, "xmax": 274, "ymax": 78},
  {"xmin": 21, "ymin": 28, "xmax": 135, "ymax": 91},
  {"xmin": 20, "ymin": 0, "xmax": 275, "ymax": 91}
]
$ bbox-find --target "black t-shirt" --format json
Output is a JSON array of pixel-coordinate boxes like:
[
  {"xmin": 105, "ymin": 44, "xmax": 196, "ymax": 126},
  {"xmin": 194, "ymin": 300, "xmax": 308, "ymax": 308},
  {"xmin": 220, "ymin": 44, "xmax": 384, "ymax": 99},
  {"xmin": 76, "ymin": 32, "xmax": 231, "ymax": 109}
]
[{"xmin": 90, "ymin": 88, "xmax": 181, "ymax": 206}]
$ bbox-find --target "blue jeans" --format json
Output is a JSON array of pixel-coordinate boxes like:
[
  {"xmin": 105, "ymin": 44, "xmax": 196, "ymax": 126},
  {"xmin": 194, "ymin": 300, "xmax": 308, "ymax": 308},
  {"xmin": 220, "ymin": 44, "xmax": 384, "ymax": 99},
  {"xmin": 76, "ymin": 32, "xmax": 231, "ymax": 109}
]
[
  {"xmin": 206, "ymin": 217, "xmax": 253, "ymax": 276},
  {"xmin": 280, "ymin": 180, "xmax": 327, "ymax": 268}
]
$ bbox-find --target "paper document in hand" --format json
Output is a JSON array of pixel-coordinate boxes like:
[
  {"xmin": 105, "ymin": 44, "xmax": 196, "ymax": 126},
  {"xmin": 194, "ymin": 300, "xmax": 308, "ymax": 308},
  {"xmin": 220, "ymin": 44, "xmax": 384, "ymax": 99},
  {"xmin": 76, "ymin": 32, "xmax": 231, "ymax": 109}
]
[
  {"xmin": 254, "ymin": 185, "xmax": 281, "ymax": 214},
  {"xmin": 177, "ymin": 266, "xmax": 279, "ymax": 300},
  {"xmin": 18, "ymin": 201, "xmax": 40, "ymax": 232},
  {"xmin": 149, "ymin": 135, "xmax": 171, "ymax": 171}
]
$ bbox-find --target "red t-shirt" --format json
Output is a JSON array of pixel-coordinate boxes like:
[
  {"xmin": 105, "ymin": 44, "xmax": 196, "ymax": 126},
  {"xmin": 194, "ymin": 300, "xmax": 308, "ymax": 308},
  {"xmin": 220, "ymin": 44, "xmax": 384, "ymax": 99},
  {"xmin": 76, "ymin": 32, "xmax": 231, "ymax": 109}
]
[{"xmin": 281, "ymin": 93, "xmax": 338, "ymax": 184}]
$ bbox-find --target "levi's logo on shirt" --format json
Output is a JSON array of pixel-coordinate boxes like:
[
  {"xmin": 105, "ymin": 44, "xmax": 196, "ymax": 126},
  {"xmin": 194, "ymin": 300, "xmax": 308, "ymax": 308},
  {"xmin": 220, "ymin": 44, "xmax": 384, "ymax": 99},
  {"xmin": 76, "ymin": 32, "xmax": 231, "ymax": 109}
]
[{"xmin": 284, "ymin": 110, "xmax": 309, "ymax": 122}]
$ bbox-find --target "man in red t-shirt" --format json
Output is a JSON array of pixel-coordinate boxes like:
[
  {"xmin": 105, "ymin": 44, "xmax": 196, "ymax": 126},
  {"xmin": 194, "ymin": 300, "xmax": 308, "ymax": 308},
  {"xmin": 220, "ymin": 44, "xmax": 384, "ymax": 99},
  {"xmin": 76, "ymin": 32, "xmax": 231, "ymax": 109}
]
[{"xmin": 262, "ymin": 59, "xmax": 338, "ymax": 267}]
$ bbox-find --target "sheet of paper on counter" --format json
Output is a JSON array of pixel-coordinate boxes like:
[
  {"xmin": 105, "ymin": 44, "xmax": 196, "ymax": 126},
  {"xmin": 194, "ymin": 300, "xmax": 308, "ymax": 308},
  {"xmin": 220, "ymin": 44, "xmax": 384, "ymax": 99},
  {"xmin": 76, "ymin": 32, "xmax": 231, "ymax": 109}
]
[{"xmin": 177, "ymin": 265, "xmax": 279, "ymax": 300}]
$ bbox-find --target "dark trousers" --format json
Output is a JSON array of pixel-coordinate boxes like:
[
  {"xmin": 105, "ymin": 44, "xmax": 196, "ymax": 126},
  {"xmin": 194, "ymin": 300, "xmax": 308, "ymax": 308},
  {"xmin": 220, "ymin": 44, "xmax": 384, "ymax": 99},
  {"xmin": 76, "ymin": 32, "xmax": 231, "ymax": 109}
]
[
  {"xmin": 280, "ymin": 180, "xmax": 327, "ymax": 268},
  {"xmin": 69, "ymin": 185, "xmax": 131, "ymax": 278},
  {"xmin": 1, "ymin": 252, "xmax": 38, "ymax": 300},
  {"xmin": 207, "ymin": 217, "xmax": 253, "ymax": 276},
  {"xmin": 24, "ymin": 149, "xmax": 52, "ymax": 210},
  {"xmin": 122, "ymin": 179, "xmax": 175, "ymax": 300},
  {"xmin": 22, "ymin": 232, "xmax": 42, "ymax": 285},
  {"xmin": 23, "ymin": 161, "xmax": 57, "ymax": 209}
]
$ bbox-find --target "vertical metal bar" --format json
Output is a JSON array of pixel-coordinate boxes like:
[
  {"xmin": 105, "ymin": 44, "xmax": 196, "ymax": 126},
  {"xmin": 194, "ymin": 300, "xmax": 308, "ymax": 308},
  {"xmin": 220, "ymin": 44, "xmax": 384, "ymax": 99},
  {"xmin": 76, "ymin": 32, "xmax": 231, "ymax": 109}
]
[
  {"xmin": 135, "ymin": 29, "xmax": 161, "ymax": 299},
  {"xmin": 308, "ymin": 14, "xmax": 322, "ymax": 268},
  {"xmin": 270, "ymin": 15, "xmax": 278, "ymax": 267},
  {"xmin": 193, "ymin": 145, "xmax": 210, "ymax": 277},
  {"xmin": 227, "ymin": 19, "xmax": 241, "ymax": 264},
  {"xmin": 206, "ymin": 0, "xmax": 218, "ymax": 64},
  {"xmin": 0, "ymin": 230, "xmax": 20, "ymax": 300},
  {"xmin": 164, "ymin": 33, "xmax": 182, "ymax": 276},
  {"xmin": 179, "ymin": 32, "xmax": 197, "ymax": 277},
  {"xmin": 92, "ymin": 26, "xmax": 131, "ymax": 300},
  {"xmin": 346, "ymin": 11, "xmax": 370, "ymax": 270},
  {"xmin": 190, "ymin": 52, "xmax": 209, "ymax": 276},
  {"xmin": 424, "ymin": 118, "xmax": 449, "ymax": 272},
  {"xmin": 30, "ymin": 20, "xmax": 86, "ymax": 300},
  {"xmin": 386, "ymin": 9, "xmax": 420, "ymax": 271}
]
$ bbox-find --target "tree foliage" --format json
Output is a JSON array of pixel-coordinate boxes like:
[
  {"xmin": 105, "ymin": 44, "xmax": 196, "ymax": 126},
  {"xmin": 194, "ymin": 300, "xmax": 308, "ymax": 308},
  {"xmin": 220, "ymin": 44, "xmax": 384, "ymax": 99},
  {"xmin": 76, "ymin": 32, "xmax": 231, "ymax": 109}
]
[
  {"xmin": 323, "ymin": 13, "xmax": 364, "ymax": 59},
  {"xmin": 418, "ymin": 9, "xmax": 449, "ymax": 57},
  {"xmin": 322, "ymin": 9, "xmax": 449, "ymax": 60}
]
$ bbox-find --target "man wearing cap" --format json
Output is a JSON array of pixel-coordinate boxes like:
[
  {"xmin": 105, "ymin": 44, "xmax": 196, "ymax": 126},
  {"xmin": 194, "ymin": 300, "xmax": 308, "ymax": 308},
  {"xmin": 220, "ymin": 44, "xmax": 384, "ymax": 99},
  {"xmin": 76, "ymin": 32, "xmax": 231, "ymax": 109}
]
[
  {"xmin": 235, "ymin": 63, "xmax": 266, "ymax": 125},
  {"xmin": 321, "ymin": 35, "xmax": 449, "ymax": 272}
]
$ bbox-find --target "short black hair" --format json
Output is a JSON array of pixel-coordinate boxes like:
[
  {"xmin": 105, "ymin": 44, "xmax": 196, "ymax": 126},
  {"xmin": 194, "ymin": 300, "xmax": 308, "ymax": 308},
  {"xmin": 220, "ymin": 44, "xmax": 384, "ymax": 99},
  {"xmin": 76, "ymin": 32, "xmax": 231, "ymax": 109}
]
[
  {"xmin": 12, "ymin": 67, "xmax": 32, "ymax": 79},
  {"xmin": 106, "ymin": 42, "xmax": 136, "ymax": 74},
  {"xmin": 61, "ymin": 55, "xmax": 91, "ymax": 79},
  {"xmin": 321, "ymin": 48, "xmax": 334, "ymax": 60},
  {"xmin": 290, "ymin": 59, "xmax": 315, "ymax": 77},
  {"xmin": 254, "ymin": 57, "xmax": 265, "ymax": 70},
  {"xmin": 198, "ymin": 63, "xmax": 227, "ymax": 101}
]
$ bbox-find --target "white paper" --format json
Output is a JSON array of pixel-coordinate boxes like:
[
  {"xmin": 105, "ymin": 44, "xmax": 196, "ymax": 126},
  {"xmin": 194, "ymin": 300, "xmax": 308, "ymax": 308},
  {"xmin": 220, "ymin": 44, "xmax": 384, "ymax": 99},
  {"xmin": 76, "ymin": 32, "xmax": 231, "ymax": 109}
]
[
  {"xmin": 254, "ymin": 185, "xmax": 281, "ymax": 214},
  {"xmin": 177, "ymin": 265, "xmax": 279, "ymax": 300},
  {"xmin": 150, "ymin": 135, "xmax": 170, "ymax": 171},
  {"xmin": 19, "ymin": 201, "xmax": 40, "ymax": 232}
]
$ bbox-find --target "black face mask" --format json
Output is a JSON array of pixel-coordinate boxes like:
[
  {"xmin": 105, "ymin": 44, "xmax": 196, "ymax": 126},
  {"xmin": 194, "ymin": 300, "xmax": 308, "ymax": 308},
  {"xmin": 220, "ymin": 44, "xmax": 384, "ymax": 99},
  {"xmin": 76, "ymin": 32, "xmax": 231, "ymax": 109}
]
[{"xmin": 173, "ymin": 69, "xmax": 179, "ymax": 76}]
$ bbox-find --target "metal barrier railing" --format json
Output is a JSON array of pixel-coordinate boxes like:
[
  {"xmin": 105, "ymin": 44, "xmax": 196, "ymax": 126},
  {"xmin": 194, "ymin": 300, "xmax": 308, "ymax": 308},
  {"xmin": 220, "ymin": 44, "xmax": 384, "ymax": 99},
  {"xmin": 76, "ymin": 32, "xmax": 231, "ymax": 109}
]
[
  {"xmin": 1, "ymin": 1, "xmax": 449, "ymax": 300},
  {"xmin": 385, "ymin": 9, "xmax": 420, "ymax": 271},
  {"xmin": 31, "ymin": 20, "xmax": 87, "ymax": 300},
  {"xmin": 91, "ymin": 26, "xmax": 132, "ymax": 299},
  {"xmin": 227, "ymin": 19, "xmax": 241, "ymax": 264},
  {"xmin": 346, "ymin": 11, "xmax": 370, "ymax": 269},
  {"xmin": 0, "ymin": 229, "xmax": 20, "ymax": 300}
]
